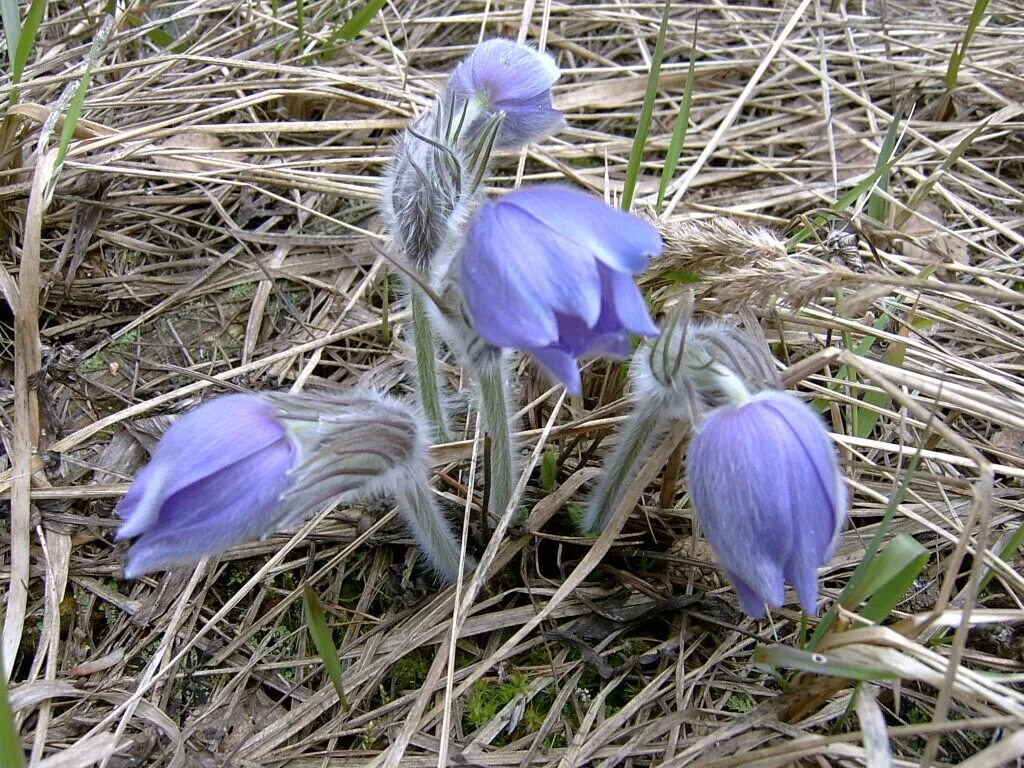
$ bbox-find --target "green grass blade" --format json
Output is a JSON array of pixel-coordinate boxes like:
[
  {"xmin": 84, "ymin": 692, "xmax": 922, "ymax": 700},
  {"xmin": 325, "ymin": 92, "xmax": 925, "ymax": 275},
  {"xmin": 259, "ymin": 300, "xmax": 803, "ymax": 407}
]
[
  {"xmin": 753, "ymin": 644, "xmax": 899, "ymax": 681},
  {"xmin": 11, "ymin": 0, "xmax": 47, "ymax": 85},
  {"xmin": 858, "ymin": 534, "xmax": 929, "ymax": 623},
  {"xmin": 851, "ymin": 301, "xmax": 911, "ymax": 439},
  {"xmin": 944, "ymin": 0, "xmax": 990, "ymax": 90},
  {"xmin": 121, "ymin": 10, "xmax": 177, "ymax": 51},
  {"xmin": 1, "ymin": 0, "xmax": 19, "ymax": 59},
  {"xmin": 303, "ymin": 585, "xmax": 349, "ymax": 711},
  {"xmin": 46, "ymin": 14, "xmax": 113, "ymax": 201},
  {"xmin": 621, "ymin": 0, "xmax": 672, "ymax": 212},
  {"xmin": 316, "ymin": 0, "xmax": 386, "ymax": 62},
  {"xmin": 334, "ymin": 0, "xmax": 386, "ymax": 43},
  {"xmin": 0, "ymin": 619, "xmax": 24, "ymax": 768},
  {"xmin": 896, "ymin": 123, "xmax": 982, "ymax": 229},
  {"xmin": 540, "ymin": 450, "xmax": 558, "ymax": 492},
  {"xmin": 867, "ymin": 105, "xmax": 904, "ymax": 225},
  {"xmin": 145, "ymin": 26, "xmax": 177, "ymax": 50},
  {"xmin": 53, "ymin": 63, "xmax": 91, "ymax": 171},
  {"xmin": 977, "ymin": 523, "xmax": 1024, "ymax": 595},
  {"xmin": 814, "ymin": 310, "xmax": 886, "ymax": 415},
  {"xmin": 807, "ymin": 416, "xmax": 931, "ymax": 649},
  {"xmin": 656, "ymin": 22, "xmax": 697, "ymax": 212},
  {"xmin": 787, "ymin": 154, "xmax": 902, "ymax": 248}
]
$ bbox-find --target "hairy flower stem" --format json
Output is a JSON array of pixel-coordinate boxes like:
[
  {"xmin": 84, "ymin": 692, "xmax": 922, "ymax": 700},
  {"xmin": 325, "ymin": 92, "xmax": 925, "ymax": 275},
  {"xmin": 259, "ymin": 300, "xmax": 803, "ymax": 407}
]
[
  {"xmin": 476, "ymin": 355, "xmax": 516, "ymax": 526},
  {"xmin": 579, "ymin": 400, "xmax": 672, "ymax": 535},
  {"xmin": 395, "ymin": 472, "xmax": 468, "ymax": 581},
  {"xmin": 410, "ymin": 288, "xmax": 451, "ymax": 444}
]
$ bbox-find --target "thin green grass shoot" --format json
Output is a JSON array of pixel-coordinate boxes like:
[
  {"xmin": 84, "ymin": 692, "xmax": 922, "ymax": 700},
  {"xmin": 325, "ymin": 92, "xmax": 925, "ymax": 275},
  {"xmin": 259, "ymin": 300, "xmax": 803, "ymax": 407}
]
[
  {"xmin": 0, "ymin": 619, "xmax": 23, "ymax": 768},
  {"xmin": 895, "ymin": 123, "xmax": 983, "ymax": 229},
  {"xmin": 786, "ymin": 153, "xmax": 902, "ymax": 248},
  {"xmin": 807, "ymin": 417, "xmax": 930, "ymax": 649},
  {"xmin": 9, "ymin": 0, "xmax": 47, "ymax": 97},
  {"xmin": 1, "ymin": 0, "xmax": 19, "ymax": 56},
  {"xmin": 866, "ymin": 105, "xmax": 905, "ymax": 226},
  {"xmin": 977, "ymin": 523, "xmax": 1024, "ymax": 595},
  {"xmin": 944, "ymin": 0, "xmax": 990, "ymax": 91},
  {"xmin": 857, "ymin": 535, "xmax": 930, "ymax": 624},
  {"xmin": 655, "ymin": 21, "xmax": 697, "ymax": 213},
  {"xmin": 752, "ymin": 644, "xmax": 899, "ymax": 681},
  {"xmin": 302, "ymin": 585, "xmax": 350, "ymax": 711},
  {"xmin": 621, "ymin": 0, "xmax": 672, "ymax": 212},
  {"xmin": 540, "ymin": 450, "xmax": 558, "ymax": 492}
]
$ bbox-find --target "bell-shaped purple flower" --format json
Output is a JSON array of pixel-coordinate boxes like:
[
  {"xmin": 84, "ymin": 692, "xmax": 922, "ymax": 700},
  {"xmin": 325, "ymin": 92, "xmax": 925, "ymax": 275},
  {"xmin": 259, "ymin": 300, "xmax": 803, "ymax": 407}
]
[
  {"xmin": 115, "ymin": 390, "xmax": 471, "ymax": 581},
  {"xmin": 115, "ymin": 394, "xmax": 296, "ymax": 578},
  {"xmin": 457, "ymin": 185, "xmax": 660, "ymax": 394},
  {"xmin": 686, "ymin": 391, "xmax": 847, "ymax": 618},
  {"xmin": 445, "ymin": 38, "xmax": 562, "ymax": 148}
]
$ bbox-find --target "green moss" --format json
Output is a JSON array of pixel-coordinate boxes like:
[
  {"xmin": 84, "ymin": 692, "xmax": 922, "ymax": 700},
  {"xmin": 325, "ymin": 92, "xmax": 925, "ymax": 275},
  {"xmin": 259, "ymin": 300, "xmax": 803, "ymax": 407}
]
[
  {"xmin": 80, "ymin": 353, "xmax": 107, "ymax": 372},
  {"xmin": 724, "ymin": 692, "xmax": 756, "ymax": 713},
  {"xmin": 465, "ymin": 671, "xmax": 531, "ymax": 730},
  {"xmin": 905, "ymin": 704, "xmax": 930, "ymax": 724},
  {"xmin": 390, "ymin": 648, "xmax": 433, "ymax": 692},
  {"xmin": 229, "ymin": 281, "xmax": 258, "ymax": 300},
  {"xmin": 111, "ymin": 328, "xmax": 141, "ymax": 354}
]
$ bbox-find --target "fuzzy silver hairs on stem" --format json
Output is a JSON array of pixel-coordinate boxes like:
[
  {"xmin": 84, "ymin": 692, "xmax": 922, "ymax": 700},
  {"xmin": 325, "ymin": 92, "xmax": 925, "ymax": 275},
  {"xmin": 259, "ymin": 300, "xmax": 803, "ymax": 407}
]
[{"xmin": 579, "ymin": 301, "xmax": 779, "ymax": 535}]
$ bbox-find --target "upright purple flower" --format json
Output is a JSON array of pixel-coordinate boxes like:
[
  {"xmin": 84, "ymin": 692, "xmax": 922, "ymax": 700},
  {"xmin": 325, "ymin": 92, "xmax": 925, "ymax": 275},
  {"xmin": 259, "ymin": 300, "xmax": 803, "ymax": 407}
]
[
  {"xmin": 116, "ymin": 394, "xmax": 296, "ymax": 578},
  {"xmin": 457, "ymin": 185, "xmax": 660, "ymax": 394},
  {"xmin": 445, "ymin": 38, "xmax": 562, "ymax": 148},
  {"xmin": 686, "ymin": 391, "xmax": 847, "ymax": 618}
]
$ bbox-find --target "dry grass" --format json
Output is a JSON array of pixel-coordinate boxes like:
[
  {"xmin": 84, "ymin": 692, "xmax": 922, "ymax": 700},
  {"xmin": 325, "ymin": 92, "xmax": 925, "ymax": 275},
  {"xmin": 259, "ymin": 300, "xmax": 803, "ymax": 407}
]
[{"xmin": 1, "ymin": 0, "xmax": 1023, "ymax": 766}]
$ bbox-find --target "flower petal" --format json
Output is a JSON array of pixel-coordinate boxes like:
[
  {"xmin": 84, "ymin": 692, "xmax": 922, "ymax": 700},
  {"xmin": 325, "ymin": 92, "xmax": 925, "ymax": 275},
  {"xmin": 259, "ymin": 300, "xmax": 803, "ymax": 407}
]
[
  {"xmin": 529, "ymin": 346, "xmax": 583, "ymax": 395},
  {"xmin": 124, "ymin": 438, "xmax": 295, "ymax": 577},
  {"xmin": 604, "ymin": 267, "xmax": 658, "ymax": 337},
  {"xmin": 494, "ymin": 204, "xmax": 604, "ymax": 324},
  {"xmin": 460, "ymin": 200, "xmax": 604, "ymax": 347},
  {"xmin": 490, "ymin": 105, "xmax": 564, "ymax": 148},
  {"xmin": 119, "ymin": 394, "xmax": 287, "ymax": 525},
  {"xmin": 686, "ymin": 390, "xmax": 847, "ymax": 618},
  {"xmin": 503, "ymin": 187, "xmax": 662, "ymax": 274},
  {"xmin": 115, "ymin": 462, "xmax": 170, "ymax": 540},
  {"xmin": 727, "ymin": 569, "xmax": 784, "ymax": 619},
  {"xmin": 449, "ymin": 39, "xmax": 559, "ymax": 107},
  {"xmin": 687, "ymin": 404, "xmax": 797, "ymax": 612},
  {"xmin": 758, "ymin": 392, "xmax": 846, "ymax": 560},
  {"xmin": 554, "ymin": 313, "xmax": 631, "ymax": 359}
]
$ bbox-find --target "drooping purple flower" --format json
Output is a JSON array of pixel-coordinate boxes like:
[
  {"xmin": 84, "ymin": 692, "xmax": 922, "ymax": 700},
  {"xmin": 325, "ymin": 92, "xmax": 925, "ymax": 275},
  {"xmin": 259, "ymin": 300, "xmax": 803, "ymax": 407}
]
[
  {"xmin": 116, "ymin": 394, "xmax": 296, "ymax": 578},
  {"xmin": 115, "ymin": 391, "xmax": 467, "ymax": 580},
  {"xmin": 445, "ymin": 38, "xmax": 562, "ymax": 148},
  {"xmin": 686, "ymin": 390, "xmax": 847, "ymax": 618},
  {"xmin": 457, "ymin": 185, "xmax": 660, "ymax": 394}
]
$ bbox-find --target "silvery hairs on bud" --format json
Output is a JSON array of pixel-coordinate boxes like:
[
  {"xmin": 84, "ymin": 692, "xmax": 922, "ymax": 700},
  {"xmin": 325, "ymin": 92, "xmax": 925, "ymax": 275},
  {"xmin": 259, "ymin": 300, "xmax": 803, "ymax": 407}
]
[
  {"xmin": 383, "ymin": 89, "xmax": 505, "ymax": 278},
  {"xmin": 580, "ymin": 306, "xmax": 780, "ymax": 535},
  {"xmin": 635, "ymin": 307, "xmax": 780, "ymax": 409},
  {"xmin": 268, "ymin": 389, "xmax": 467, "ymax": 581},
  {"xmin": 382, "ymin": 110, "xmax": 469, "ymax": 275},
  {"xmin": 578, "ymin": 311, "xmax": 697, "ymax": 535}
]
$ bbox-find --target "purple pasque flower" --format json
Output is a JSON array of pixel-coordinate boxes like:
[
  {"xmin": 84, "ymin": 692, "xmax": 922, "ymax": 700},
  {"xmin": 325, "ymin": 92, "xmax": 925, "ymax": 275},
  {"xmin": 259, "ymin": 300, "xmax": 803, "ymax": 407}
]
[
  {"xmin": 686, "ymin": 390, "xmax": 847, "ymax": 618},
  {"xmin": 445, "ymin": 38, "xmax": 562, "ymax": 148},
  {"xmin": 115, "ymin": 391, "xmax": 461, "ymax": 580},
  {"xmin": 457, "ymin": 185, "xmax": 660, "ymax": 394},
  {"xmin": 115, "ymin": 394, "xmax": 296, "ymax": 578}
]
